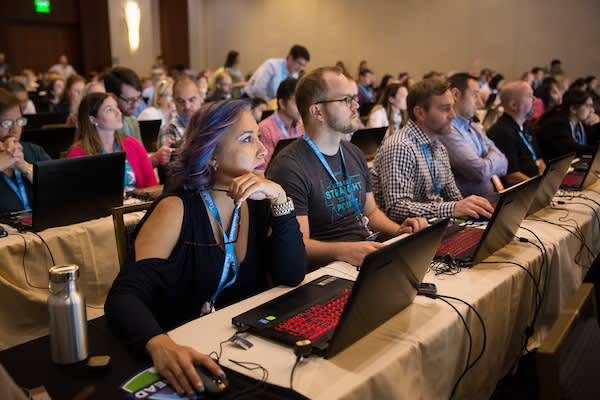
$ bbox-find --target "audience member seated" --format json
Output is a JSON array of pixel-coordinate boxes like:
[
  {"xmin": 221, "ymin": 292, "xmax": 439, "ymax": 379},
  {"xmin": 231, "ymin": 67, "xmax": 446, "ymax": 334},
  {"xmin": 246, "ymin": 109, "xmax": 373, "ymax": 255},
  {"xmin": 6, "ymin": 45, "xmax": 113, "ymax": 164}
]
[
  {"xmin": 55, "ymin": 74, "xmax": 85, "ymax": 115},
  {"xmin": 438, "ymin": 73, "xmax": 508, "ymax": 197},
  {"xmin": 250, "ymin": 97, "xmax": 268, "ymax": 122},
  {"xmin": 138, "ymin": 79, "xmax": 174, "ymax": 127},
  {"xmin": 208, "ymin": 50, "xmax": 245, "ymax": 99},
  {"xmin": 104, "ymin": 99, "xmax": 306, "ymax": 397},
  {"xmin": 157, "ymin": 77, "xmax": 202, "ymax": 147},
  {"xmin": 67, "ymin": 93, "xmax": 157, "ymax": 191},
  {"xmin": 531, "ymin": 67, "xmax": 544, "ymax": 90},
  {"xmin": 6, "ymin": 81, "xmax": 36, "ymax": 115},
  {"xmin": 68, "ymin": 81, "xmax": 106, "ymax": 131},
  {"xmin": 245, "ymin": 44, "xmax": 310, "ymax": 102},
  {"xmin": 375, "ymin": 74, "xmax": 393, "ymax": 101},
  {"xmin": 532, "ymin": 77, "xmax": 561, "ymax": 122},
  {"xmin": 258, "ymin": 77, "xmax": 304, "ymax": 165},
  {"xmin": 0, "ymin": 89, "xmax": 50, "ymax": 213},
  {"xmin": 105, "ymin": 67, "xmax": 172, "ymax": 167},
  {"xmin": 141, "ymin": 68, "xmax": 167, "ymax": 107},
  {"xmin": 366, "ymin": 83, "xmax": 408, "ymax": 136},
  {"xmin": 48, "ymin": 54, "xmax": 77, "ymax": 80},
  {"xmin": 488, "ymin": 81, "xmax": 546, "ymax": 186},
  {"xmin": 268, "ymin": 67, "xmax": 427, "ymax": 268},
  {"xmin": 357, "ymin": 68, "xmax": 377, "ymax": 116},
  {"xmin": 370, "ymin": 77, "xmax": 493, "ymax": 223},
  {"xmin": 36, "ymin": 77, "xmax": 64, "ymax": 113},
  {"xmin": 537, "ymin": 89, "xmax": 600, "ymax": 160},
  {"xmin": 585, "ymin": 76, "xmax": 600, "ymax": 114},
  {"xmin": 205, "ymin": 71, "xmax": 233, "ymax": 102},
  {"xmin": 547, "ymin": 59, "xmax": 565, "ymax": 77}
]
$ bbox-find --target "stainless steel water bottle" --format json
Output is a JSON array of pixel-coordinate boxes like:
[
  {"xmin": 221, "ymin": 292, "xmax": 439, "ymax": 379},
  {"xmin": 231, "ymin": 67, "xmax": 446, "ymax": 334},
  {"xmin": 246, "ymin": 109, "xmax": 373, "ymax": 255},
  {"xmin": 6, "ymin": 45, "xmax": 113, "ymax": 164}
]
[{"xmin": 48, "ymin": 265, "xmax": 88, "ymax": 364}]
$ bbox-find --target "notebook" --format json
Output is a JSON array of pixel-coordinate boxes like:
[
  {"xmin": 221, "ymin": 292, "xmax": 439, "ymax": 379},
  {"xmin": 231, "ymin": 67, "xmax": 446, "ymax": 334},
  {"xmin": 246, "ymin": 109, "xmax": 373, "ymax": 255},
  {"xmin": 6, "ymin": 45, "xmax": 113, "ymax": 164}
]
[
  {"xmin": 139, "ymin": 119, "xmax": 162, "ymax": 153},
  {"xmin": 232, "ymin": 219, "xmax": 449, "ymax": 358},
  {"xmin": 0, "ymin": 153, "xmax": 125, "ymax": 231},
  {"xmin": 21, "ymin": 127, "xmax": 76, "ymax": 159},
  {"xmin": 527, "ymin": 152, "xmax": 575, "ymax": 216},
  {"xmin": 560, "ymin": 146, "xmax": 600, "ymax": 191},
  {"xmin": 350, "ymin": 127, "xmax": 387, "ymax": 161},
  {"xmin": 435, "ymin": 175, "xmax": 542, "ymax": 266}
]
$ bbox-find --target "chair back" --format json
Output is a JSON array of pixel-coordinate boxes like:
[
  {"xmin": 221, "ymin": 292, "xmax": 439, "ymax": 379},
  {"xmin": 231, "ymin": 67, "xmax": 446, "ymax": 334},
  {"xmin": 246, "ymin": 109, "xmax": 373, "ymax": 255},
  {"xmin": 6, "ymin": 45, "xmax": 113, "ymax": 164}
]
[{"xmin": 111, "ymin": 202, "xmax": 152, "ymax": 268}]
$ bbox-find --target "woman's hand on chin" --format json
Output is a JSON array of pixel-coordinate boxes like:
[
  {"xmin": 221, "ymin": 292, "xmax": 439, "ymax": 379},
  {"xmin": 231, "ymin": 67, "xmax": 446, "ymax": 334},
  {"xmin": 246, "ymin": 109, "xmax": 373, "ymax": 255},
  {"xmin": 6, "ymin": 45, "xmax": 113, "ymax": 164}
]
[{"xmin": 228, "ymin": 173, "xmax": 287, "ymax": 204}]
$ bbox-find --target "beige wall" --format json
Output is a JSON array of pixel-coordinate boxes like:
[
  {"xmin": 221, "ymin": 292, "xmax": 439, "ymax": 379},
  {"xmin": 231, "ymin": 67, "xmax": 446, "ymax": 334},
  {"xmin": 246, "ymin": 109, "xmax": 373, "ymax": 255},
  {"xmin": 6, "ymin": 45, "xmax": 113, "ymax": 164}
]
[
  {"xmin": 188, "ymin": 0, "xmax": 600, "ymax": 82},
  {"xmin": 108, "ymin": 0, "xmax": 161, "ymax": 75}
]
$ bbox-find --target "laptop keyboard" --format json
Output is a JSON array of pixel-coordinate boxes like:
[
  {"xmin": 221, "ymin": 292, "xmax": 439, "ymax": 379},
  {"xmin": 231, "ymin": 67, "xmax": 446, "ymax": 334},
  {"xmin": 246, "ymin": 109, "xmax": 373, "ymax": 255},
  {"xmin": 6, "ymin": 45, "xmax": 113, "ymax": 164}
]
[
  {"xmin": 274, "ymin": 286, "xmax": 353, "ymax": 340},
  {"xmin": 561, "ymin": 173, "xmax": 584, "ymax": 188},
  {"xmin": 436, "ymin": 229, "xmax": 484, "ymax": 258}
]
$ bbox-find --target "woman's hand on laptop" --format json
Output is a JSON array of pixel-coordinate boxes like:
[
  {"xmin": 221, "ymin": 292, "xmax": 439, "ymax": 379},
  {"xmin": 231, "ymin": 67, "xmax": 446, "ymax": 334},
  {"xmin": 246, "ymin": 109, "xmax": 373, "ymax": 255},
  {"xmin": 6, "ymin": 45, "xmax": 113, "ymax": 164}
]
[{"xmin": 145, "ymin": 333, "xmax": 224, "ymax": 397}]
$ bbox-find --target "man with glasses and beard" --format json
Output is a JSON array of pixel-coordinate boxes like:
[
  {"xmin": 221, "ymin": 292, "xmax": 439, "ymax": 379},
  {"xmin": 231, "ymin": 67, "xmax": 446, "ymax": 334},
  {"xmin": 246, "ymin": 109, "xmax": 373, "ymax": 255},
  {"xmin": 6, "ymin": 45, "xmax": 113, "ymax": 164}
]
[
  {"xmin": 267, "ymin": 67, "xmax": 427, "ymax": 269},
  {"xmin": 488, "ymin": 81, "xmax": 546, "ymax": 186}
]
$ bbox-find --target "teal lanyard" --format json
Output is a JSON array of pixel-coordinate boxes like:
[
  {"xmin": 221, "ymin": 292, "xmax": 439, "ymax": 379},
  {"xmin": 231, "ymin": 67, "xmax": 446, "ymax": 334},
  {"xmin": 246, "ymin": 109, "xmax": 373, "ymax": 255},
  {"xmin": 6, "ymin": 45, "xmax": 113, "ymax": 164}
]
[
  {"xmin": 1, "ymin": 170, "xmax": 30, "ymax": 209},
  {"xmin": 517, "ymin": 130, "xmax": 537, "ymax": 160},
  {"xmin": 274, "ymin": 110, "xmax": 297, "ymax": 139},
  {"xmin": 422, "ymin": 144, "xmax": 440, "ymax": 195}
]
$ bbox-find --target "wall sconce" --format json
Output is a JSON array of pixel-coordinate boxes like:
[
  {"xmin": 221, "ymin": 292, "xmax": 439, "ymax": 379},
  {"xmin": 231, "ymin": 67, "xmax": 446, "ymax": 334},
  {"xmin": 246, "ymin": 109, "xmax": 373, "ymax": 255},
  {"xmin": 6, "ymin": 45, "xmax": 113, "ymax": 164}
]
[{"xmin": 125, "ymin": 1, "xmax": 141, "ymax": 52}]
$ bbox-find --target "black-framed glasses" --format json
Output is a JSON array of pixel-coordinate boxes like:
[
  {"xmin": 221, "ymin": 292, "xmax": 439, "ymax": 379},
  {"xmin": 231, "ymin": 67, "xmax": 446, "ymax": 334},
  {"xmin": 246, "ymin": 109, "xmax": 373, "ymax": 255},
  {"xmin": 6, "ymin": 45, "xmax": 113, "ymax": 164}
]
[
  {"xmin": 0, "ymin": 117, "xmax": 27, "ymax": 128},
  {"xmin": 315, "ymin": 94, "xmax": 359, "ymax": 108},
  {"xmin": 118, "ymin": 95, "xmax": 142, "ymax": 105}
]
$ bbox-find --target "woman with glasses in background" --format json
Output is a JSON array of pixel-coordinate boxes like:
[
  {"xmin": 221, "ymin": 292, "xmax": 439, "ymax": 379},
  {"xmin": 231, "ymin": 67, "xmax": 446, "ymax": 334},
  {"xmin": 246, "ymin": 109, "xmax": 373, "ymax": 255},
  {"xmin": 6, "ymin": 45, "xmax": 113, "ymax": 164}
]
[
  {"xmin": 0, "ymin": 89, "xmax": 51, "ymax": 213},
  {"xmin": 66, "ymin": 92, "xmax": 157, "ymax": 191},
  {"xmin": 137, "ymin": 80, "xmax": 174, "ymax": 127},
  {"xmin": 105, "ymin": 99, "xmax": 306, "ymax": 397}
]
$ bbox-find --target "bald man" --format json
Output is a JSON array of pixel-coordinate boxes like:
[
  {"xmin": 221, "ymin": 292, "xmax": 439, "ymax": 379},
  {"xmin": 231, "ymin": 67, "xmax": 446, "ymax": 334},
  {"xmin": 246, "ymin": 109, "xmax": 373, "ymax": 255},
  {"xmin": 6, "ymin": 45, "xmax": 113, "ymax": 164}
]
[{"xmin": 487, "ymin": 81, "xmax": 546, "ymax": 186}]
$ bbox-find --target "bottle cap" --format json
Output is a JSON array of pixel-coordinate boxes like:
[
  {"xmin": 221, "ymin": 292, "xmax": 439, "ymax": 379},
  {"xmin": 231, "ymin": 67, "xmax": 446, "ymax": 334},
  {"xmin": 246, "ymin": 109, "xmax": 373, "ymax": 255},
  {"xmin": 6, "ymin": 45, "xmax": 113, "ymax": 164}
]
[{"xmin": 49, "ymin": 265, "xmax": 80, "ymax": 283}]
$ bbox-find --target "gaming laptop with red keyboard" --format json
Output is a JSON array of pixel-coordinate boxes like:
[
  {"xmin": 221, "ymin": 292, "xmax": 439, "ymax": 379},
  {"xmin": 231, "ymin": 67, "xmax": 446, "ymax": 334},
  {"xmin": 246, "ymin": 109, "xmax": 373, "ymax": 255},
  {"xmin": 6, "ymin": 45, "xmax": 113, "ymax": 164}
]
[
  {"xmin": 435, "ymin": 175, "xmax": 542, "ymax": 266},
  {"xmin": 560, "ymin": 145, "xmax": 600, "ymax": 191},
  {"xmin": 232, "ymin": 218, "xmax": 449, "ymax": 358}
]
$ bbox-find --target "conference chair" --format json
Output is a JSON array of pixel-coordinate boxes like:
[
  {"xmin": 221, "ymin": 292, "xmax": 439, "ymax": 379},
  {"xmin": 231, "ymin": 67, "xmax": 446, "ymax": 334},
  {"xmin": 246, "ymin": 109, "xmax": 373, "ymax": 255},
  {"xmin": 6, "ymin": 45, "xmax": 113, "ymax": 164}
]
[
  {"xmin": 536, "ymin": 283, "xmax": 600, "ymax": 400},
  {"xmin": 111, "ymin": 202, "xmax": 152, "ymax": 268}
]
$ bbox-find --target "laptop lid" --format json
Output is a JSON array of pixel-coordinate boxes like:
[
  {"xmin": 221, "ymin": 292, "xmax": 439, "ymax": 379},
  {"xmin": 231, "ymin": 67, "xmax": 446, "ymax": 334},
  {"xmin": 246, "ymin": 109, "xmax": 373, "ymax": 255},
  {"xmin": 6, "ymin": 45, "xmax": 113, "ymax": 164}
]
[
  {"xmin": 469, "ymin": 175, "xmax": 542, "ymax": 265},
  {"xmin": 325, "ymin": 218, "xmax": 448, "ymax": 358},
  {"xmin": 139, "ymin": 119, "xmax": 162, "ymax": 153},
  {"xmin": 350, "ymin": 127, "xmax": 387, "ymax": 160},
  {"xmin": 580, "ymin": 145, "xmax": 600, "ymax": 189},
  {"xmin": 23, "ymin": 112, "xmax": 69, "ymax": 130},
  {"xmin": 21, "ymin": 127, "xmax": 76, "ymax": 159},
  {"xmin": 528, "ymin": 153, "xmax": 575, "ymax": 215},
  {"xmin": 32, "ymin": 152, "xmax": 125, "ymax": 231}
]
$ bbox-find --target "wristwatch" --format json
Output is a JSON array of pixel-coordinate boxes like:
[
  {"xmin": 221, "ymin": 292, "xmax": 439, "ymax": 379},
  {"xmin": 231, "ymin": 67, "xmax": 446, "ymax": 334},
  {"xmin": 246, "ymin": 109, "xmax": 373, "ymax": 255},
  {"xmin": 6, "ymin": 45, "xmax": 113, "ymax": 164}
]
[{"xmin": 271, "ymin": 197, "xmax": 294, "ymax": 216}]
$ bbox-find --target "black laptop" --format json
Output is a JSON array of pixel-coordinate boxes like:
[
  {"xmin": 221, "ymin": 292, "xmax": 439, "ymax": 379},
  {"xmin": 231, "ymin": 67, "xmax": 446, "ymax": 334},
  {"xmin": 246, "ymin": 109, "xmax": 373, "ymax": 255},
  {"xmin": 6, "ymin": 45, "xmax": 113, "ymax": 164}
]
[
  {"xmin": 139, "ymin": 119, "xmax": 162, "ymax": 153},
  {"xmin": 21, "ymin": 127, "xmax": 76, "ymax": 159},
  {"xmin": 232, "ymin": 219, "xmax": 448, "ymax": 358},
  {"xmin": 23, "ymin": 112, "xmax": 69, "ymax": 130},
  {"xmin": 560, "ymin": 146, "xmax": 600, "ymax": 191},
  {"xmin": 350, "ymin": 127, "xmax": 387, "ymax": 161},
  {"xmin": 0, "ymin": 153, "xmax": 125, "ymax": 231},
  {"xmin": 527, "ymin": 152, "xmax": 575, "ymax": 216},
  {"xmin": 435, "ymin": 175, "xmax": 542, "ymax": 266}
]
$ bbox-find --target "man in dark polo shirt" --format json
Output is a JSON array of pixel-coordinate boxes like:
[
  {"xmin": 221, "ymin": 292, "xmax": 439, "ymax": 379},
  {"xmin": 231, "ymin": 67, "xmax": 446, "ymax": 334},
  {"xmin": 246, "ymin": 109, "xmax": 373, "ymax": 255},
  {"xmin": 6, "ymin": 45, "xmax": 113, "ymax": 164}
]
[
  {"xmin": 268, "ymin": 66, "xmax": 427, "ymax": 269},
  {"xmin": 488, "ymin": 81, "xmax": 546, "ymax": 186}
]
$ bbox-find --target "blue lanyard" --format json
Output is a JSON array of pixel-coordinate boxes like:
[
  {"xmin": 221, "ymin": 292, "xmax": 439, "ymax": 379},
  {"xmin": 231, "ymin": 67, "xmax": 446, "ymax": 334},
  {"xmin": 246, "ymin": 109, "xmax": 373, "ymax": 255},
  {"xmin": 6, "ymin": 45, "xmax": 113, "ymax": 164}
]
[
  {"xmin": 422, "ymin": 144, "xmax": 440, "ymax": 195},
  {"xmin": 303, "ymin": 135, "xmax": 361, "ymax": 217},
  {"xmin": 358, "ymin": 83, "xmax": 373, "ymax": 101},
  {"xmin": 517, "ymin": 130, "xmax": 537, "ymax": 161},
  {"xmin": 2, "ymin": 170, "xmax": 30, "ymax": 210},
  {"xmin": 274, "ymin": 110, "xmax": 297, "ymax": 139},
  {"xmin": 281, "ymin": 60, "xmax": 289, "ymax": 79},
  {"xmin": 201, "ymin": 191, "xmax": 242, "ymax": 303},
  {"xmin": 573, "ymin": 123, "xmax": 584, "ymax": 145},
  {"xmin": 454, "ymin": 120, "xmax": 483, "ymax": 156},
  {"xmin": 176, "ymin": 114, "xmax": 188, "ymax": 127},
  {"xmin": 120, "ymin": 118, "xmax": 131, "ymax": 136}
]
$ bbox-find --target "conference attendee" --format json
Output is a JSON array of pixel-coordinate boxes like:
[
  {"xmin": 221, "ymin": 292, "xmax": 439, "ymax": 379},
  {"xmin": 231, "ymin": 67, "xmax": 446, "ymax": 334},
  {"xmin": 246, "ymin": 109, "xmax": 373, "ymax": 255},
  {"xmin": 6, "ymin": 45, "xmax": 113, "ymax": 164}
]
[
  {"xmin": 105, "ymin": 99, "xmax": 306, "ymax": 397},
  {"xmin": 48, "ymin": 54, "xmax": 76, "ymax": 79},
  {"xmin": 268, "ymin": 66, "xmax": 427, "ymax": 268},
  {"xmin": 67, "ymin": 93, "xmax": 158, "ymax": 191},
  {"xmin": 245, "ymin": 44, "xmax": 310, "ymax": 102},
  {"xmin": 488, "ymin": 81, "xmax": 546, "ymax": 185},
  {"xmin": 366, "ymin": 83, "xmax": 408, "ymax": 136},
  {"xmin": 5, "ymin": 81, "xmax": 36, "ymax": 115},
  {"xmin": 208, "ymin": 50, "xmax": 245, "ymax": 98},
  {"xmin": 357, "ymin": 68, "xmax": 377, "ymax": 115},
  {"xmin": 37, "ymin": 77, "xmax": 64, "ymax": 113},
  {"xmin": 531, "ymin": 78, "xmax": 561, "ymax": 122},
  {"xmin": 157, "ymin": 77, "xmax": 202, "ymax": 146},
  {"xmin": 531, "ymin": 67, "xmax": 544, "ymax": 90},
  {"xmin": 258, "ymin": 77, "xmax": 304, "ymax": 165},
  {"xmin": 547, "ymin": 59, "xmax": 564, "ymax": 77},
  {"xmin": 56, "ymin": 74, "xmax": 85, "ymax": 115},
  {"xmin": 375, "ymin": 74, "xmax": 393, "ymax": 101},
  {"xmin": 250, "ymin": 97, "xmax": 268, "ymax": 123},
  {"xmin": 371, "ymin": 77, "xmax": 494, "ymax": 223},
  {"xmin": 438, "ymin": 73, "xmax": 508, "ymax": 197},
  {"xmin": 138, "ymin": 79, "xmax": 174, "ymax": 127},
  {"xmin": 0, "ymin": 89, "xmax": 50, "ymax": 213},
  {"xmin": 198, "ymin": 75, "xmax": 209, "ymax": 101},
  {"xmin": 537, "ymin": 89, "xmax": 599, "ymax": 160},
  {"xmin": 105, "ymin": 67, "xmax": 172, "ymax": 167},
  {"xmin": 585, "ymin": 76, "xmax": 600, "ymax": 114},
  {"xmin": 142, "ymin": 68, "xmax": 167, "ymax": 107},
  {"xmin": 205, "ymin": 71, "xmax": 233, "ymax": 102}
]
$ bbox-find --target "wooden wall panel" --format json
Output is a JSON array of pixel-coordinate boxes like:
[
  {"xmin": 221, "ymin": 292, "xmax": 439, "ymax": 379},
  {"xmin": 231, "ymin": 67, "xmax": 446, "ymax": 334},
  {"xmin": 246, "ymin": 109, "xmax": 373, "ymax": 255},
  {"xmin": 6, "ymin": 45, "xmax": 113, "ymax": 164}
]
[{"xmin": 159, "ymin": 0, "xmax": 190, "ymax": 69}]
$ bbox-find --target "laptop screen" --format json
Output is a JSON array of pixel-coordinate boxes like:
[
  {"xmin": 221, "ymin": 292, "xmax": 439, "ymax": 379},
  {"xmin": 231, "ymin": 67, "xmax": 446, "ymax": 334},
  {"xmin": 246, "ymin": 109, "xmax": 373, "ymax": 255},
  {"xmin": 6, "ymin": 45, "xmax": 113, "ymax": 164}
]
[{"xmin": 528, "ymin": 153, "xmax": 575, "ymax": 216}]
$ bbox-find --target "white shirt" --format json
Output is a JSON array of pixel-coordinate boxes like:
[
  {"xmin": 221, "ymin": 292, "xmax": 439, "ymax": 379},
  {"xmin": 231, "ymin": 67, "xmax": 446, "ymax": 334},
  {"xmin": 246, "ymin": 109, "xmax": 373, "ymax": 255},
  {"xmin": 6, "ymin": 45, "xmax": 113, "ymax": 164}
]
[{"xmin": 137, "ymin": 107, "xmax": 169, "ymax": 127}]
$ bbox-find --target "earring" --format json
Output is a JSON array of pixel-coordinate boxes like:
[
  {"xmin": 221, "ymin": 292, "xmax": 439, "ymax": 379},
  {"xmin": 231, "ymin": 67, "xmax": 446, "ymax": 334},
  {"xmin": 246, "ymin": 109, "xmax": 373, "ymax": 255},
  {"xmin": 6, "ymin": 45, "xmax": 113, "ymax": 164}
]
[
  {"xmin": 94, "ymin": 122, "xmax": 98, "ymax": 127},
  {"xmin": 210, "ymin": 159, "xmax": 218, "ymax": 172}
]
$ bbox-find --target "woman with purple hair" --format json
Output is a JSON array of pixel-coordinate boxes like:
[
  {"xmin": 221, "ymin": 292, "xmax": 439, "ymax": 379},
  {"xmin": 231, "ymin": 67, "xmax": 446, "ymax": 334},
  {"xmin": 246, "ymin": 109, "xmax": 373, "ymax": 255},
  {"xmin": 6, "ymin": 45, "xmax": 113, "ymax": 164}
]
[{"xmin": 105, "ymin": 99, "xmax": 306, "ymax": 396}]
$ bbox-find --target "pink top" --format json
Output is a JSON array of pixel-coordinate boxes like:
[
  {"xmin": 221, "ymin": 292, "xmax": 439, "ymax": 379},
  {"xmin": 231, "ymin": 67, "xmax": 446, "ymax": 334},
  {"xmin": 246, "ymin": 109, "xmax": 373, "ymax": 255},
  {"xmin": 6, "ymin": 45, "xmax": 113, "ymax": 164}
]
[
  {"xmin": 258, "ymin": 111, "xmax": 305, "ymax": 165},
  {"xmin": 67, "ymin": 136, "xmax": 158, "ymax": 188}
]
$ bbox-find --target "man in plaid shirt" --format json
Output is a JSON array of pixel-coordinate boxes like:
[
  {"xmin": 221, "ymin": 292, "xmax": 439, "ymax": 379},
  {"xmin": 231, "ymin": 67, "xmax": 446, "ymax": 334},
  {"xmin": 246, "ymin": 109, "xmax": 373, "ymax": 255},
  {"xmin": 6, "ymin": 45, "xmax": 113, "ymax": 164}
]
[{"xmin": 371, "ymin": 77, "xmax": 493, "ymax": 223}]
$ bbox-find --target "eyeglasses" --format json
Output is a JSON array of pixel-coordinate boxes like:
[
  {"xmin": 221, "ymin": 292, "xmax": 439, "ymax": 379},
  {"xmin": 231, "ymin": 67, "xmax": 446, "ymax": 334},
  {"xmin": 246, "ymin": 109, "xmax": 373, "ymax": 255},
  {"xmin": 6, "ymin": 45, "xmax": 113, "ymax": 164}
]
[
  {"xmin": 118, "ymin": 95, "xmax": 142, "ymax": 105},
  {"xmin": 0, "ymin": 117, "xmax": 27, "ymax": 128},
  {"xmin": 315, "ymin": 94, "xmax": 359, "ymax": 108}
]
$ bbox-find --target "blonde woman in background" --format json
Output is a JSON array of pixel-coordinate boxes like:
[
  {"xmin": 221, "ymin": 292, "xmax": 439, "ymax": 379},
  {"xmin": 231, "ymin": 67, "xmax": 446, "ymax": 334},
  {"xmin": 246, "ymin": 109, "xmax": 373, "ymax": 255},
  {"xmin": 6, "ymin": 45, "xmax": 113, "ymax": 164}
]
[{"xmin": 138, "ymin": 80, "xmax": 174, "ymax": 127}]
